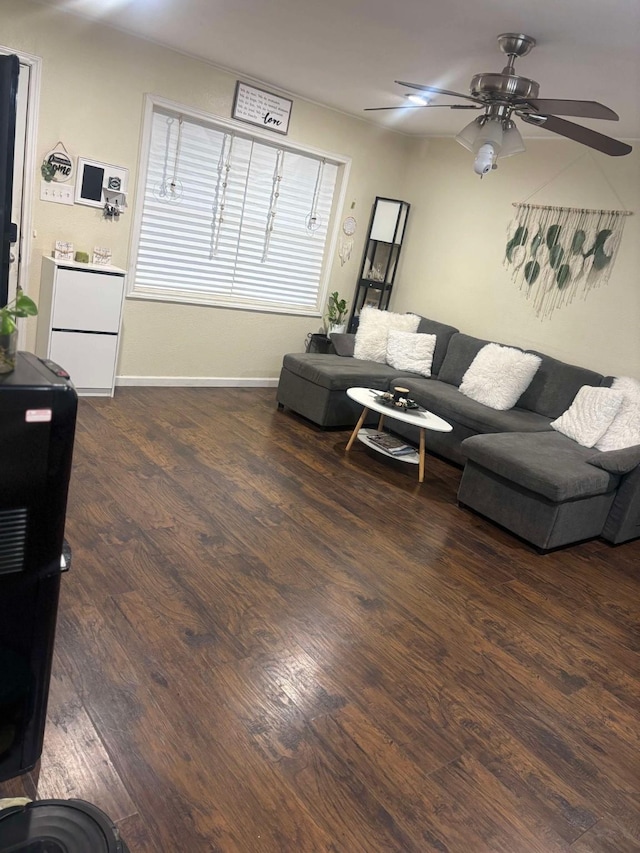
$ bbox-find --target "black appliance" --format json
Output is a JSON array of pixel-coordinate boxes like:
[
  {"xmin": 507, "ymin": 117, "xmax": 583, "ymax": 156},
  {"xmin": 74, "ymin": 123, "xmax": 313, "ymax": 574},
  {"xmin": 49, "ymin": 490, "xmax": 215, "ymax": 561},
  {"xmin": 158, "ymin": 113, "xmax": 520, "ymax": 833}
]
[{"xmin": 0, "ymin": 352, "xmax": 77, "ymax": 782}]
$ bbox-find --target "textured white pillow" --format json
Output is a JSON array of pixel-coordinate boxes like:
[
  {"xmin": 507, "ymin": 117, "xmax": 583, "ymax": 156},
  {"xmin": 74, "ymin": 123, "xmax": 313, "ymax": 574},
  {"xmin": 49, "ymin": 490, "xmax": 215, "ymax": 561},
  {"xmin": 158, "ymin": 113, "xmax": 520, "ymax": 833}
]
[
  {"xmin": 595, "ymin": 376, "xmax": 640, "ymax": 451},
  {"xmin": 459, "ymin": 343, "xmax": 542, "ymax": 410},
  {"xmin": 386, "ymin": 331, "xmax": 437, "ymax": 377},
  {"xmin": 353, "ymin": 307, "xmax": 420, "ymax": 363},
  {"xmin": 551, "ymin": 386, "xmax": 624, "ymax": 448}
]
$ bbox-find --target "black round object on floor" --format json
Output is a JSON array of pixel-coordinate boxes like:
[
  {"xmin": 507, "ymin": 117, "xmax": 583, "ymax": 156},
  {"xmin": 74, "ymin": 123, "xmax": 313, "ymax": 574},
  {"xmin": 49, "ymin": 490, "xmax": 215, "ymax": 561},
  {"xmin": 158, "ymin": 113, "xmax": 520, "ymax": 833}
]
[{"xmin": 0, "ymin": 799, "xmax": 129, "ymax": 852}]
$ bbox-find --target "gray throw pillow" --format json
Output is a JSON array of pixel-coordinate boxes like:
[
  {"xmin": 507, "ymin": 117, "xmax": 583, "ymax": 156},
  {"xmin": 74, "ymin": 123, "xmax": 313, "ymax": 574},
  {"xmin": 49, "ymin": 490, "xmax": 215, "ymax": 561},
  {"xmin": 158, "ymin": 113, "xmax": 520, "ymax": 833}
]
[
  {"xmin": 587, "ymin": 444, "xmax": 640, "ymax": 475},
  {"xmin": 330, "ymin": 333, "xmax": 355, "ymax": 357}
]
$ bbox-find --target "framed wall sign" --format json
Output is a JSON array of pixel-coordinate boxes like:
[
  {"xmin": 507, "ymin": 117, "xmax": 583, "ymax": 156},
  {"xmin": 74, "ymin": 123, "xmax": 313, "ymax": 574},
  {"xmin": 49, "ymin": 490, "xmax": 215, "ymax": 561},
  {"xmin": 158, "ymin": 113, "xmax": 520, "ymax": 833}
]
[{"xmin": 232, "ymin": 82, "xmax": 292, "ymax": 135}]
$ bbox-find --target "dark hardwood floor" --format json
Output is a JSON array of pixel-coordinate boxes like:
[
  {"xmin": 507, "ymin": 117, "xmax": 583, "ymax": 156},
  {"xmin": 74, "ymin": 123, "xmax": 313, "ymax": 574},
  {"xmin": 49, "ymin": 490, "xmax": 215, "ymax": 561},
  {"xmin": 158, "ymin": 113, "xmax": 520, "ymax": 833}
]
[{"xmin": 2, "ymin": 387, "xmax": 639, "ymax": 852}]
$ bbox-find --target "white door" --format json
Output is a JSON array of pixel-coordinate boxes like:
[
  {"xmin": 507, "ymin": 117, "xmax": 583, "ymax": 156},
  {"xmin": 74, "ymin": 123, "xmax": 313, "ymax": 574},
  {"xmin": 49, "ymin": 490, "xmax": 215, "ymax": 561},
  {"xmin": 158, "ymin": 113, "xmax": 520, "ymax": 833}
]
[{"xmin": 8, "ymin": 60, "xmax": 29, "ymax": 304}]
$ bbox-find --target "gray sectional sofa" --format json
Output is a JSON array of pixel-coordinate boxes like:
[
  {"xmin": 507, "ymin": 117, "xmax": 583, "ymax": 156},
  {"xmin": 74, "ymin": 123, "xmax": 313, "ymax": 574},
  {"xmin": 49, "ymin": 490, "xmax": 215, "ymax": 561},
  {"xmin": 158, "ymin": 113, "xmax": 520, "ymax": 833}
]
[{"xmin": 276, "ymin": 315, "xmax": 640, "ymax": 550}]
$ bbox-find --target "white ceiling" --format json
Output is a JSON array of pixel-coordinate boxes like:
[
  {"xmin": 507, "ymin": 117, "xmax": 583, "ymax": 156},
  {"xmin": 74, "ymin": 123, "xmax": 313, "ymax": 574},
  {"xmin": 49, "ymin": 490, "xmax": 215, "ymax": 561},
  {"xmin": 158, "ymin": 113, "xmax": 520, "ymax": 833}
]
[{"xmin": 33, "ymin": 0, "xmax": 640, "ymax": 142}]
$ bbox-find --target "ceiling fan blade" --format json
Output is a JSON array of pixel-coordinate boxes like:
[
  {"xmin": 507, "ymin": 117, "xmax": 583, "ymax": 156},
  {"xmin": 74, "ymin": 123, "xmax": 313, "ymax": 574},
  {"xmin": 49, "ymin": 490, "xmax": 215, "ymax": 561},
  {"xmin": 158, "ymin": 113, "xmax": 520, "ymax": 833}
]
[
  {"xmin": 518, "ymin": 113, "xmax": 632, "ymax": 156},
  {"xmin": 395, "ymin": 81, "xmax": 482, "ymax": 105},
  {"xmin": 364, "ymin": 104, "xmax": 482, "ymax": 111},
  {"xmin": 523, "ymin": 99, "xmax": 619, "ymax": 120}
]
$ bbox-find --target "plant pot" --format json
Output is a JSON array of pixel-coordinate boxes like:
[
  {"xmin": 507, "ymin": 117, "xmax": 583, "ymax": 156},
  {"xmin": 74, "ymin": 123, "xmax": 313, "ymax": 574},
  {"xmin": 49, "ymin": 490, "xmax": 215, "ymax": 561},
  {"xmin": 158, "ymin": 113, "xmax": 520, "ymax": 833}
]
[
  {"xmin": 0, "ymin": 331, "xmax": 17, "ymax": 374},
  {"xmin": 328, "ymin": 322, "xmax": 347, "ymax": 335}
]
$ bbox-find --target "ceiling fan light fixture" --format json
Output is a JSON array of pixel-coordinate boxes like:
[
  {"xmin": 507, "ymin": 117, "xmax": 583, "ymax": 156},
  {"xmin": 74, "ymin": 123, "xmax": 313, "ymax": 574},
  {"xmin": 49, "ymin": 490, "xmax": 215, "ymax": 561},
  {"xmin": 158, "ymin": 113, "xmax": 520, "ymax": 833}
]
[
  {"xmin": 499, "ymin": 120, "xmax": 525, "ymax": 158},
  {"xmin": 454, "ymin": 116, "xmax": 484, "ymax": 152},
  {"xmin": 455, "ymin": 115, "xmax": 503, "ymax": 153},
  {"xmin": 456, "ymin": 114, "xmax": 526, "ymax": 175}
]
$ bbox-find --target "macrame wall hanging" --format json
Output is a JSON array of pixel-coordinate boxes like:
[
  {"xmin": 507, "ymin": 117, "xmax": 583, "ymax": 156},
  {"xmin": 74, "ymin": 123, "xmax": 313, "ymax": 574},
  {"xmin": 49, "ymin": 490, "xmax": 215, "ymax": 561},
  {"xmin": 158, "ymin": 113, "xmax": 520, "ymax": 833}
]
[
  {"xmin": 505, "ymin": 203, "xmax": 631, "ymax": 319},
  {"xmin": 504, "ymin": 153, "xmax": 633, "ymax": 319}
]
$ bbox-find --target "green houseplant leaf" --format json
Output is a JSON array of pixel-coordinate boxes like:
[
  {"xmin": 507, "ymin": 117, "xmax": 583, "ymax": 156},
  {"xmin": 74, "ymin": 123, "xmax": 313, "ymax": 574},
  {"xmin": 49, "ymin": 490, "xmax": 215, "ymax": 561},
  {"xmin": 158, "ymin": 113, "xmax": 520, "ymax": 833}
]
[
  {"xmin": 326, "ymin": 291, "xmax": 349, "ymax": 329},
  {"xmin": 0, "ymin": 289, "xmax": 36, "ymax": 373},
  {"xmin": 0, "ymin": 289, "xmax": 38, "ymax": 336}
]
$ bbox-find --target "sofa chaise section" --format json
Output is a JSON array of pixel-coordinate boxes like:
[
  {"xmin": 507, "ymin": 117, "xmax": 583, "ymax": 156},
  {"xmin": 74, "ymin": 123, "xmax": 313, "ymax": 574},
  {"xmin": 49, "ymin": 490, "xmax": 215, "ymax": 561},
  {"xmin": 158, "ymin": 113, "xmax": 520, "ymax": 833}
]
[
  {"xmin": 276, "ymin": 316, "xmax": 459, "ymax": 427},
  {"xmin": 277, "ymin": 353, "xmax": 403, "ymax": 427},
  {"xmin": 458, "ymin": 431, "xmax": 620, "ymax": 550}
]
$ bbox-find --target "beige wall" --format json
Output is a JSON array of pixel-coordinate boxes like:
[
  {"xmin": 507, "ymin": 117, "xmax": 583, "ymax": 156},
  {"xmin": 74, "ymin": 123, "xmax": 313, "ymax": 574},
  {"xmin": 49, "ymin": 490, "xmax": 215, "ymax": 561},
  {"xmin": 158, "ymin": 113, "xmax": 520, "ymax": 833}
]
[
  {"xmin": 4, "ymin": 0, "xmax": 412, "ymax": 379},
  {"xmin": 5, "ymin": 0, "xmax": 639, "ymax": 381},
  {"xmin": 394, "ymin": 137, "xmax": 639, "ymax": 378}
]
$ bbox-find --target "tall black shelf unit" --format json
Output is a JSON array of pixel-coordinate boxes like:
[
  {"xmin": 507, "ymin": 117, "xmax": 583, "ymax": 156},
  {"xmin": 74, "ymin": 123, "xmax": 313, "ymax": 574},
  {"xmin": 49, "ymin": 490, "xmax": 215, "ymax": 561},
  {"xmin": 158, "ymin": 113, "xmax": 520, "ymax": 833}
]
[{"xmin": 347, "ymin": 196, "xmax": 410, "ymax": 333}]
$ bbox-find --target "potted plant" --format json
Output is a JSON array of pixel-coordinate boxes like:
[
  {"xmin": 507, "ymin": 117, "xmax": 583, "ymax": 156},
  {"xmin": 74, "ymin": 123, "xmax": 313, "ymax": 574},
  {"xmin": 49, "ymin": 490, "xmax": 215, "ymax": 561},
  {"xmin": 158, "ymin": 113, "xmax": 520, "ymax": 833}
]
[
  {"xmin": 325, "ymin": 290, "xmax": 349, "ymax": 335},
  {"xmin": 0, "ymin": 289, "xmax": 38, "ymax": 374}
]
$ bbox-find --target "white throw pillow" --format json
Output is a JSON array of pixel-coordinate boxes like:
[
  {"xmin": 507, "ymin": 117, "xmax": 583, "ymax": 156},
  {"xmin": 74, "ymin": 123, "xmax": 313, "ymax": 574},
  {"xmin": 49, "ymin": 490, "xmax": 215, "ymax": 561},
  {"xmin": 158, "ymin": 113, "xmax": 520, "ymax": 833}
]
[
  {"xmin": 353, "ymin": 307, "xmax": 420, "ymax": 363},
  {"xmin": 551, "ymin": 386, "xmax": 624, "ymax": 448},
  {"xmin": 386, "ymin": 331, "xmax": 437, "ymax": 377},
  {"xmin": 595, "ymin": 376, "xmax": 640, "ymax": 451},
  {"xmin": 459, "ymin": 343, "xmax": 542, "ymax": 411}
]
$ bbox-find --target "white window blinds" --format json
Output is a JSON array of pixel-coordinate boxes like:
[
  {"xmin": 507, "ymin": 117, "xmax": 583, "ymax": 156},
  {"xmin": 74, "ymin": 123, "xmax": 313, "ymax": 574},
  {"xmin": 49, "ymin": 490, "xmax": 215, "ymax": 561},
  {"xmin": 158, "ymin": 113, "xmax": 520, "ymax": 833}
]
[{"xmin": 132, "ymin": 106, "xmax": 340, "ymax": 313}]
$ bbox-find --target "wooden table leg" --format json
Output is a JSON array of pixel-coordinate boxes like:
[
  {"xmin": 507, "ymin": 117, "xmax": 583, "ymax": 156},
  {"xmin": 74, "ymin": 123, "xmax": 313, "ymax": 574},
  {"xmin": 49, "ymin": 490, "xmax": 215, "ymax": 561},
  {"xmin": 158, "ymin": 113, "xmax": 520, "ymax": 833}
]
[
  {"xmin": 419, "ymin": 428, "xmax": 426, "ymax": 483},
  {"xmin": 346, "ymin": 407, "xmax": 369, "ymax": 451},
  {"xmin": 377, "ymin": 413, "xmax": 385, "ymax": 430}
]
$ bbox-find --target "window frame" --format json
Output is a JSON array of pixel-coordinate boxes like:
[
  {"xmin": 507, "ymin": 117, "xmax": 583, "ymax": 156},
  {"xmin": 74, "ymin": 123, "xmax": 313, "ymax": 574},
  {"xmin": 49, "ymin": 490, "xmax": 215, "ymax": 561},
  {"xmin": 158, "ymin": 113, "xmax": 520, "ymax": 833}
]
[{"xmin": 128, "ymin": 94, "xmax": 351, "ymax": 318}]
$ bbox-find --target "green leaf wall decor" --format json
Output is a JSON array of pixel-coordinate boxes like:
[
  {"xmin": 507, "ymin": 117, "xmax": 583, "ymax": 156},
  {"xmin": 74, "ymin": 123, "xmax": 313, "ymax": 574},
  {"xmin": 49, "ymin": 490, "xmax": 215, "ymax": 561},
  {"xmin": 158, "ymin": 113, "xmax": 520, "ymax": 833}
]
[{"xmin": 505, "ymin": 204, "xmax": 629, "ymax": 319}]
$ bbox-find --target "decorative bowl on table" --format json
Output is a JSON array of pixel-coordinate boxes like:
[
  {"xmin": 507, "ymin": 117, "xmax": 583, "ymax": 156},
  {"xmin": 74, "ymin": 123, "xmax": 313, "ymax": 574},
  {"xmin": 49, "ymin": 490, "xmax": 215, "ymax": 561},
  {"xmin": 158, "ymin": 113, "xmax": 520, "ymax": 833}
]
[{"xmin": 372, "ymin": 391, "xmax": 422, "ymax": 411}]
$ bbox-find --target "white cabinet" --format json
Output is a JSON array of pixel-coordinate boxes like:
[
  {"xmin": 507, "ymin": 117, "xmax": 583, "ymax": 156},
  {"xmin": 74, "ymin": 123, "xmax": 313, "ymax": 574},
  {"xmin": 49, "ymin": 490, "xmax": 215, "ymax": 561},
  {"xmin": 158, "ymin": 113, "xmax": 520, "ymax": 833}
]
[{"xmin": 36, "ymin": 257, "xmax": 126, "ymax": 396}]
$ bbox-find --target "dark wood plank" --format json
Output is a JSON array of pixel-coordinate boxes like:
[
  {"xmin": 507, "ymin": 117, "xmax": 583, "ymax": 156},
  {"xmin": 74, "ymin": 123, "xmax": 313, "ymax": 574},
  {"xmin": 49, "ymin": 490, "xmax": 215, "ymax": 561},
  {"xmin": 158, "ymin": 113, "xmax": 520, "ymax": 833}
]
[
  {"xmin": 2, "ymin": 387, "xmax": 636, "ymax": 852},
  {"xmin": 34, "ymin": 666, "xmax": 137, "ymax": 821}
]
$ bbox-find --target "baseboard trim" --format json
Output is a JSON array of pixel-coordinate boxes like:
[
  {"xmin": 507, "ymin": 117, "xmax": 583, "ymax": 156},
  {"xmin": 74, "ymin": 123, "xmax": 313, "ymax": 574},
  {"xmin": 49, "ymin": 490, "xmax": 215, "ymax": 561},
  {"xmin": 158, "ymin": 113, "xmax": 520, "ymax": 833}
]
[{"xmin": 116, "ymin": 376, "xmax": 278, "ymax": 388}]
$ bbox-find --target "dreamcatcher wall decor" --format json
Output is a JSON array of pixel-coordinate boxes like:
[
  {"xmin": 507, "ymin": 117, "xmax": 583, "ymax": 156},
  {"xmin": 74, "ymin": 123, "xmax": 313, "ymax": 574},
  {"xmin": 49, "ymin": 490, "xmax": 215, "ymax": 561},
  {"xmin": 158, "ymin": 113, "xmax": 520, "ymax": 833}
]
[
  {"xmin": 338, "ymin": 215, "xmax": 356, "ymax": 266},
  {"xmin": 505, "ymin": 202, "xmax": 632, "ymax": 319}
]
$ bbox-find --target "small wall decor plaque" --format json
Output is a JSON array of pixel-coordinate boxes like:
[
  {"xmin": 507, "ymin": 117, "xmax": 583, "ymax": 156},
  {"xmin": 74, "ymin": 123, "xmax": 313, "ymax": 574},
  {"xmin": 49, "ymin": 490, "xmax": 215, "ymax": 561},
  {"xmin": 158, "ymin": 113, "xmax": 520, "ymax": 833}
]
[
  {"xmin": 92, "ymin": 247, "xmax": 112, "ymax": 266},
  {"xmin": 53, "ymin": 241, "xmax": 74, "ymax": 261},
  {"xmin": 42, "ymin": 142, "xmax": 74, "ymax": 183},
  {"xmin": 232, "ymin": 82, "xmax": 292, "ymax": 135}
]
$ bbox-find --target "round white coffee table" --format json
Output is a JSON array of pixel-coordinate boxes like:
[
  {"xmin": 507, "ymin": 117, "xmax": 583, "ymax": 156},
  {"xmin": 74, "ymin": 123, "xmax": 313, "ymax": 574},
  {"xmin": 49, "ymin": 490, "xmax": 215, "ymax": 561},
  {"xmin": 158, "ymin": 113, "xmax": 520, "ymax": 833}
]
[{"xmin": 345, "ymin": 386, "xmax": 452, "ymax": 483}]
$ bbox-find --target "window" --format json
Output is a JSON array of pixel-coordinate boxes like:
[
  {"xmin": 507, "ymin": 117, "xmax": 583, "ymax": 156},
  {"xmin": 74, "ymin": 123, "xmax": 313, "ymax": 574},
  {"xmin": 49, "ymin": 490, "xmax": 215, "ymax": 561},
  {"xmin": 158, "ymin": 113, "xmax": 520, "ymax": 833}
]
[{"xmin": 130, "ymin": 96, "xmax": 348, "ymax": 316}]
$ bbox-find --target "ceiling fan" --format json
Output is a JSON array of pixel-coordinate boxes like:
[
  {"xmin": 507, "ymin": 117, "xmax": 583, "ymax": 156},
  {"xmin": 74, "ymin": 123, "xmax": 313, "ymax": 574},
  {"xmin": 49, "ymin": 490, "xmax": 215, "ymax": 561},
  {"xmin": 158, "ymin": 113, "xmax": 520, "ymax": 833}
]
[{"xmin": 366, "ymin": 33, "xmax": 632, "ymax": 176}]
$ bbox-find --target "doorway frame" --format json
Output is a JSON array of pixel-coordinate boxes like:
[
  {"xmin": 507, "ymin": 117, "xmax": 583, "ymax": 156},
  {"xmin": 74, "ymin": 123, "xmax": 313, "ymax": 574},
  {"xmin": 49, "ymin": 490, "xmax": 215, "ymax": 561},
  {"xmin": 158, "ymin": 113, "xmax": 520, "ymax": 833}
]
[{"xmin": 0, "ymin": 44, "xmax": 41, "ymax": 348}]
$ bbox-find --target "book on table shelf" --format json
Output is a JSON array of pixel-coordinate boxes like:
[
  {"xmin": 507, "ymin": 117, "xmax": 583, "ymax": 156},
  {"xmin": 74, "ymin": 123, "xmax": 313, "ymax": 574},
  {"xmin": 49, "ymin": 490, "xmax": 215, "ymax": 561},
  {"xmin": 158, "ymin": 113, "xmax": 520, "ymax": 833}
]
[{"xmin": 365, "ymin": 431, "xmax": 417, "ymax": 456}]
